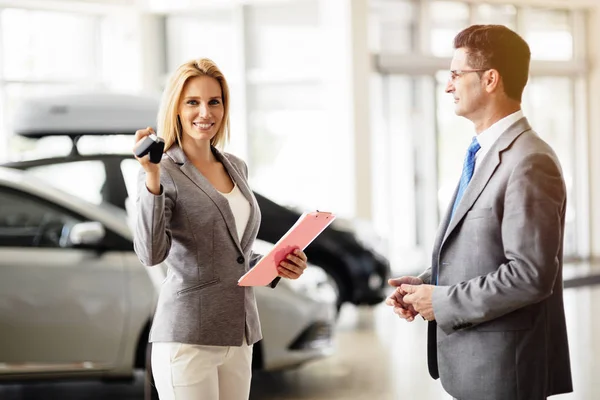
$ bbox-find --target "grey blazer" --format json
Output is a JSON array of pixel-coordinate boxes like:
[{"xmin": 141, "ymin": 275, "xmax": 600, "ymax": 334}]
[
  {"xmin": 421, "ymin": 118, "xmax": 573, "ymax": 400},
  {"xmin": 134, "ymin": 144, "xmax": 267, "ymax": 347}
]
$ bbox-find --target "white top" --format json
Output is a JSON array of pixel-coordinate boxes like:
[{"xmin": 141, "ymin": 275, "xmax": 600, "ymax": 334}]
[
  {"xmin": 217, "ymin": 183, "xmax": 251, "ymax": 241},
  {"xmin": 474, "ymin": 109, "xmax": 525, "ymax": 173}
]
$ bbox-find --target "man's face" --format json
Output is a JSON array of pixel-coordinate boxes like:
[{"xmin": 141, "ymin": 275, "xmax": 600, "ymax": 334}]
[{"xmin": 445, "ymin": 48, "xmax": 487, "ymax": 119}]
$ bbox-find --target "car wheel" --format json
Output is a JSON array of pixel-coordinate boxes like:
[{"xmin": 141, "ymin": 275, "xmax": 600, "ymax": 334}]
[
  {"xmin": 252, "ymin": 340, "xmax": 263, "ymax": 370},
  {"xmin": 144, "ymin": 343, "xmax": 160, "ymax": 400}
]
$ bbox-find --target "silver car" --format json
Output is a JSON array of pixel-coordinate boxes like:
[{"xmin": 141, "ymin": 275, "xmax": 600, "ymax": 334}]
[{"xmin": 0, "ymin": 166, "xmax": 336, "ymax": 386}]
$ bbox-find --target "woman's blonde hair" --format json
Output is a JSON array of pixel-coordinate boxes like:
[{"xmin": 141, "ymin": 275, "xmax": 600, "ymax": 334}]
[{"xmin": 157, "ymin": 58, "xmax": 230, "ymax": 151}]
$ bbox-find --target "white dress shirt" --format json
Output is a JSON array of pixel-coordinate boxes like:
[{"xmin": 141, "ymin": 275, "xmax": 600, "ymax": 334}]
[{"xmin": 474, "ymin": 109, "xmax": 525, "ymax": 173}]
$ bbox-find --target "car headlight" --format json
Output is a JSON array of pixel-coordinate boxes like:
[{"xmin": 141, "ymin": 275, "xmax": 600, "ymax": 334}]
[{"xmin": 368, "ymin": 272, "xmax": 383, "ymax": 290}]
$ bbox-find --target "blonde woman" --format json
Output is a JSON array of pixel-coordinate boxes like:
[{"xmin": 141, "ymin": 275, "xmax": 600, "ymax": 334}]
[{"xmin": 133, "ymin": 58, "xmax": 308, "ymax": 400}]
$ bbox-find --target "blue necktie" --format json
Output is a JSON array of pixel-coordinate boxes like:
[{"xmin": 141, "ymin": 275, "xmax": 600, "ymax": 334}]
[
  {"xmin": 450, "ymin": 137, "xmax": 481, "ymax": 219},
  {"xmin": 435, "ymin": 137, "xmax": 481, "ymax": 285}
]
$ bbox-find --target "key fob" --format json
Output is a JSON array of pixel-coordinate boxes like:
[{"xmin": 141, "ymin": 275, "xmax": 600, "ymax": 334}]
[{"xmin": 134, "ymin": 134, "xmax": 165, "ymax": 164}]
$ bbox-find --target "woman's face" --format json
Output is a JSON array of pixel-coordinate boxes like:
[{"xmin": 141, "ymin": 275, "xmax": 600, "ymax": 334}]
[{"xmin": 178, "ymin": 75, "xmax": 224, "ymax": 143}]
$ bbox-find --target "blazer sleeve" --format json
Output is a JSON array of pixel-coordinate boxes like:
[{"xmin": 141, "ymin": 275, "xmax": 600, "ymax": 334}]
[
  {"xmin": 418, "ymin": 267, "xmax": 432, "ymax": 284},
  {"xmin": 133, "ymin": 166, "xmax": 177, "ymax": 266},
  {"xmin": 432, "ymin": 153, "xmax": 566, "ymax": 335}
]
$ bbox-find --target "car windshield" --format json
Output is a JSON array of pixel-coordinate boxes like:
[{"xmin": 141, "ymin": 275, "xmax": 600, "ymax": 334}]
[
  {"xmin": 26, "ymin": 161, "xmax": 107, "ymax": 204},
  {"xmin": 11, "ymin": 166, "xmax": 128, "ymax": 223}
]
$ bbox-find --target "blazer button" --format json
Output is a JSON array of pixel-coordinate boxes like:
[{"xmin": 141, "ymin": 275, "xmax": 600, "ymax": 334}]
[{"xmin": 237, "ymin": 256, "xmax": 245, "ymax": 264}]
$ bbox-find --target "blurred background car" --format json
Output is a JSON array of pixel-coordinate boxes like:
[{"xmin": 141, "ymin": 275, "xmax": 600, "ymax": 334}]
[
  {"xmin": 3, "ymin": 92, "xmax": 392, "ymax": 312},
  {"xmin": 0, "ymin": 166, "xmax": 336, "ymax": 391}
]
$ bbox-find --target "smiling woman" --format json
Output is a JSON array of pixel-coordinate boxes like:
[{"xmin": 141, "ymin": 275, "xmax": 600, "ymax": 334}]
[
  {"xmin": 132, "ymin": 58, "xmax": 310, "ymax": 400},
  {"xmin": 157, "ymin": 59, "xmax": 231, "ymax": 152},
  {"xmin": 178, "ymin": 76, "xmax": 226, "ymax": 144}
]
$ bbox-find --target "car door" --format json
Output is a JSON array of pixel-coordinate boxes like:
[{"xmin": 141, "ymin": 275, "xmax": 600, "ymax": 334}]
[{"xmin": 0, "ymin": 187, "xmax": 127, "ymax": 375}]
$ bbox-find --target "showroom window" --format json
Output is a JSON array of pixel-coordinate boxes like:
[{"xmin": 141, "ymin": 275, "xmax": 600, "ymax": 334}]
[
  {"xmin": 0, "ymin": 8, "xmax": 101, "ymax": 161},
  {"xmin": 243, "ymin": 0, "xmax": 327, "ymax": 210},
  {"xmin": 523, "ymin": 76, "xmax": 577, "ymax": 252},
  {"xmin": 521, "ymin": 8, "xmax": 574, "ymax": 61},
  {"xmin": 165, "ymin": 10, "xmax": 238, "ymax": 81},
  {"xmin": 369, "ymin": 0, "xmax": 416, "ymax": 54},
  {"xmin": 163, "ymin": 0, "xmax": 360, "ymax": 218},
  {"xmin": 0, "ymin": 6, "xmax": 141, "ymax": 162},
  {"xmin": 371, "ymin": 0, "xmax": 589, "ymax": 271},
  {"xmin": 1, "ymin": 9, "xmax": 98, "ymax": 82},
  {"xmin": 472, "ymin": 4, "xmax": 517, "ymax": 29},
  {"xmin": 429, "ymin": 1, "xmax": 470, "ymax": 57},
  {"xmin": 164, "ymin": 8, "xmax": 249, "ymax": 159}
]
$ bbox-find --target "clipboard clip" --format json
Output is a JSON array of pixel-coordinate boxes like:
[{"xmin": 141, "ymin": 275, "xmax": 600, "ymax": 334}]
[{"xmin": 315, "ymin": 210, "xmax": 333, "ymax": 219}]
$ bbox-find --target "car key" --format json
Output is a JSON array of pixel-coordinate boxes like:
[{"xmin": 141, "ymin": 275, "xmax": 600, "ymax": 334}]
[{"xmin": 134, "ymin": 134, "xmax": 165, "ymax": 164}]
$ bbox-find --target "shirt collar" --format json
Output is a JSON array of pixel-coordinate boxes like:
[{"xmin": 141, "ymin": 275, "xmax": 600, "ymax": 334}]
[{"xmin": 476, "ymin": 109, "xmax": 524, "ymax": 150}]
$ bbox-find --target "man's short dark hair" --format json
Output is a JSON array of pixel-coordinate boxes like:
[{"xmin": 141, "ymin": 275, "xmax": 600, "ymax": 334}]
[{"xmin": 454, "ymin": 25, "xmax": 531, "ymax": 102}]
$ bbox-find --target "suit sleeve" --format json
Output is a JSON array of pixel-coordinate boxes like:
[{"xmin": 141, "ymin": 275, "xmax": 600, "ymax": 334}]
[
  {"xmin": 418, "ymin": 267, "xmax": 433, "ymax": 284},
  {"xmin": 133, "ymin": 166, "xmax": 177, "ymax": 266},
  {"xmin": 432, "ymin": 153, "xmax": 566, "ymax": 335}
]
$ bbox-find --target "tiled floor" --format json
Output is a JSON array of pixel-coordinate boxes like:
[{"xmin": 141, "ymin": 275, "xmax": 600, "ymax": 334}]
[
  {"xmin": 1, "ymin": 268, "xmax": 598, "ymax": 400},
  {"xmin": 250, "ymin": 274, "xmax": 600, "ymax": 400}
]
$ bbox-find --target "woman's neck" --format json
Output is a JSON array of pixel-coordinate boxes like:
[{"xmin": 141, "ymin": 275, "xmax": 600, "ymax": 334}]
[{"xmin": 182, "ymin": 137, "xmax": 217, "ymax": 166}]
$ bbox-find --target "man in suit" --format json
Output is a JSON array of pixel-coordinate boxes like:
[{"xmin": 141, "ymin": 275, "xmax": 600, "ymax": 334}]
[{"xmin": 386, "ymin": 25, "xmax": 573, "ymax": 400}]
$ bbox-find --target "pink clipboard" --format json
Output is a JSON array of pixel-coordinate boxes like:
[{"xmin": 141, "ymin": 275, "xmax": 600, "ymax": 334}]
[{"xmin": 238, "ymin": 211, "xmax": 336, "ymax": 287}]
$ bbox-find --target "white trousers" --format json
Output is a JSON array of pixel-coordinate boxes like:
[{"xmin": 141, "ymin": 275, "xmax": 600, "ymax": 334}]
[{"xmin": 151, "ymin": 338, "xmax": 253, "ymax": 400}]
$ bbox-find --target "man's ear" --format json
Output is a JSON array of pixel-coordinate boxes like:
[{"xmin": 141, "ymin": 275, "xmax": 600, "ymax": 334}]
[{"xmin": 484, "ymin": 69, "xmax": 501, "ymax": 94}]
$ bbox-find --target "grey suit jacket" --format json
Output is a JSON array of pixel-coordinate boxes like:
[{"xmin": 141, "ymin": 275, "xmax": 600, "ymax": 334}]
[
  {"xmin": 421, "ymin": 118, "xmax": 573, "ymax": 400},
  {"xmin": 134, "ymin": 144, "xmax": 265, "ymax": 346}
]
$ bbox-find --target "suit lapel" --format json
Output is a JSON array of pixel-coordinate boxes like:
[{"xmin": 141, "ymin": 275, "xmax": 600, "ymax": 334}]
[
  {"xmin": 431, "ymin": 192, "xmax": 455, "ymax": 282},
  {"xmin": 442, "ymin": 149, "xmax": 501, "ymax": 243},
  {"xmin": 213, "ymin": 148, "xmax": 257, "ymax": 252},
  {"xmin": 434, "ymin": 192, "xmax": 455, "ymax": 257},
  {"xmin": 441, "ymin": 117, "xmax": 533, "ymax": 245},
  {"xmin": 166, "ymin": 145, "xmax": 244, "ymax": 254}
]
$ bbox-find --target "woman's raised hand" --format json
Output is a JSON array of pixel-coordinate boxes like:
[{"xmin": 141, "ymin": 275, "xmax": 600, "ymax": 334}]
[{"xmin": 133, "ymin": 127, "xmax": 161, "ymax": 195}]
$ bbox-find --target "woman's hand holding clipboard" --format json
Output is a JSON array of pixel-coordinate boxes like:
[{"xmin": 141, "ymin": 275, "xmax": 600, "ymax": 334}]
[{"xmin": 238, "ymin": 211, "xmax": 336, "ymax": 287}]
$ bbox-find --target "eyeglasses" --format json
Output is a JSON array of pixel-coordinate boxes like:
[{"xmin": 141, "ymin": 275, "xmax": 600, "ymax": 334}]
[{"xmin": 449, "ymin": 69, "xmax": 489, "ymax": 81}]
